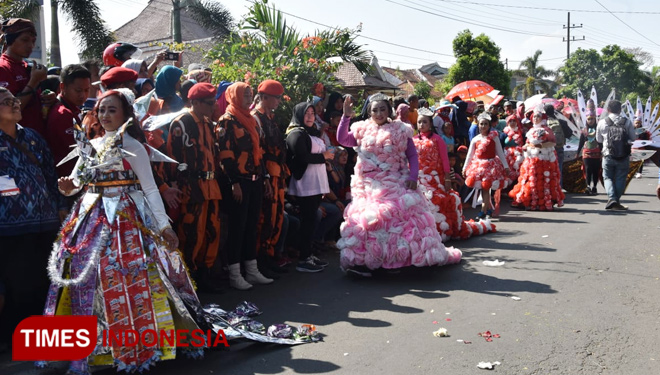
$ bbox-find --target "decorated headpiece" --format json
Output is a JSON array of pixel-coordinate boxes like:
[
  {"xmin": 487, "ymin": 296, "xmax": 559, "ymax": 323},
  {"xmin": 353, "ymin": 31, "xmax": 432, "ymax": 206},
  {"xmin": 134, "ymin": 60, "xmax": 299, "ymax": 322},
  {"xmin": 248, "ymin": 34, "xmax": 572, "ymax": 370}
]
[
  {"xmin": 417, "ymin": 107, "xmax": 434, "ymax": 118},
  {"xmin": 477, "ymin": 112, "xmax": 491, "ymax": 122},
  {"xmin": 533, "ymin": 104, "xmax": 545, "ymax": 115},
  {"xmin": 634, "ymin": 108, "xmax": 643, "ymax": 122},
  {"xmin": 370, "ymin": 93, "xmax": 389, "ymax": 103}
]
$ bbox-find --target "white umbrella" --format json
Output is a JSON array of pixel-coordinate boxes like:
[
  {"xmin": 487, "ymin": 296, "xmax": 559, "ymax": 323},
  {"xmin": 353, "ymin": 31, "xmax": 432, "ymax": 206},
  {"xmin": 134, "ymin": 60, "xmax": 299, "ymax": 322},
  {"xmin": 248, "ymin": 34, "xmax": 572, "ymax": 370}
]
[{"xmin": 523, "ymin": 93, "xmax": 547, "ymax": 111}]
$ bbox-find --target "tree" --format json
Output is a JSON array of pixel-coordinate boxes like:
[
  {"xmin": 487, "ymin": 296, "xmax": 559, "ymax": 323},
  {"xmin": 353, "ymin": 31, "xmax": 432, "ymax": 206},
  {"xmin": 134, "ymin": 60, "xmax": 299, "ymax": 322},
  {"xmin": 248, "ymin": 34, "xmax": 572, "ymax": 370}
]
[
  {"xmin": 414, "ymin": 81, "xmax": 431, "ymax": 99},
  {"xmin": 624, "ymin": 47, "xmax": 654, "ymax": 70},
  {"xmin": 186, "ymin": 0, "xmax": 234, "ymax": 39},
  {"xmin": 0, "ymin": 0, "xmax": 40, "ymax": 20},
  {"xmin": 442, "ymin": 30, "xmax": 511, "ymax": 97},
  {"xmin": 557, "ymin": 45, "xmax": 648, "ymax": 100},
  {"xmin": 50, "ymin": 0, "xmax": 114, "ymax": 65},
  {"xmin": 512, "ymin": 50, "xmax": 554, "ymax": 99},
  {"xmin": 207, "ymin": 0, "xmax": 370, "ymax": 124}
]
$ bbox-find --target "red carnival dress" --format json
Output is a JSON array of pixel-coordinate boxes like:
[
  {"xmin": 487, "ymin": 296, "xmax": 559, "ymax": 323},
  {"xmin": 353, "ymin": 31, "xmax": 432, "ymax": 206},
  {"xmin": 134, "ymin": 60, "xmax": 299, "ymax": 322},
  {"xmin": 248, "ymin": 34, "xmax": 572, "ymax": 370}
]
[
  {"xmin": 463, "ymin": 131, "xmax": 509, "ymax": 190},
  {"xmin": 414, "ymin": 133, "xmax": 495, "ymax": 241},
  {"xmin": 502, "ymin": 125, "xmax": 524, "ymax": 181},
  {"xmin": 509, "ymin": 125, "xmax": 565, "ymax": 210}
]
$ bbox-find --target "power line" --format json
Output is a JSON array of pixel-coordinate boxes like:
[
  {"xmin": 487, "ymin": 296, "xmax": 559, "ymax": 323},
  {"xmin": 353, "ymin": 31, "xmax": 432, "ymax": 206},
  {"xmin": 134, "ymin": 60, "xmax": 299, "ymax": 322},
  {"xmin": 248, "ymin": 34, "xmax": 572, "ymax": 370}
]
[
  {"xmin": 593, "ymin": 0, "xmax": 660, "ymax": 47},
  {"xmin": 385, "ymin": 0, "xmax": 562, "ymax": 38},
  {"xmin": 243, "ymin": 0, "xmax": 457, "ymax": 57},
  {"xmin": 428, "ymin": 0, "xmax": 660, "ymax": 14}
]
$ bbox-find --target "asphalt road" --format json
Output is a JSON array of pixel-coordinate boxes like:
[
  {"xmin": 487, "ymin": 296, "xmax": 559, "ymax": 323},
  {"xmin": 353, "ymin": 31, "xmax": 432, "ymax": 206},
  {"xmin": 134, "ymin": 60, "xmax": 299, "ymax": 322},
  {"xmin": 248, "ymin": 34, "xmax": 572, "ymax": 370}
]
[{"xmin": 3, "ymin": 164, "xmax": 659, "ymax": 375}]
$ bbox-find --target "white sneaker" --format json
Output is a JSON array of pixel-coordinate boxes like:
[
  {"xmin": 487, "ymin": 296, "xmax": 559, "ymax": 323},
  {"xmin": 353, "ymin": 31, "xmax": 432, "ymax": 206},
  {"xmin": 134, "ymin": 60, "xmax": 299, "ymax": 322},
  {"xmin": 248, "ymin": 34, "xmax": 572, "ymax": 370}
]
[{"xmin": 635, "ymin": 172, "xmax": 642, "ymax": 179}]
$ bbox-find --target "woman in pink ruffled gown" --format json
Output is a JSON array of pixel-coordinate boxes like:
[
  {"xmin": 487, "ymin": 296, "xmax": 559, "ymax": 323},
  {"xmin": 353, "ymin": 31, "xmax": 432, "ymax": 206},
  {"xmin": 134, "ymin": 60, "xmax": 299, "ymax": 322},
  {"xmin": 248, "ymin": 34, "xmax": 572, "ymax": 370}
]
[{"xmin": 336, "ymin": 95, "xmax": 462, "ymax": 277}]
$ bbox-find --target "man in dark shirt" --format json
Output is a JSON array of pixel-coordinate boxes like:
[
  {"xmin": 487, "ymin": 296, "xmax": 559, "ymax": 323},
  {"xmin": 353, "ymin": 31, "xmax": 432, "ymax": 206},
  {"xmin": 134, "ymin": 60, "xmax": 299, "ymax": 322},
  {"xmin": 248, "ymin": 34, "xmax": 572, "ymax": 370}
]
[{"xmin": 45, "ymin": 64, "xmax": 91, "ymax": 178}]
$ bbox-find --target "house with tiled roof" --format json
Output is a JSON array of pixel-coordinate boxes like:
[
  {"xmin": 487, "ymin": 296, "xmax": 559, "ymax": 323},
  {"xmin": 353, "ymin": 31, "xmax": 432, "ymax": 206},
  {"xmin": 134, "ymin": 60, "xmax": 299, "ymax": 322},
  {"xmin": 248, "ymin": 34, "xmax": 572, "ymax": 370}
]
[
  {"xmin": 113, "ymin": 0, "xmax": 217, "ymax": 67},
  {"xmin": 333, "ymin": 56, "xmax": 399, "ymax": 96},
  {"xmin": 382, "ymin": 66, "xmax": 444, "ymax": 98}
]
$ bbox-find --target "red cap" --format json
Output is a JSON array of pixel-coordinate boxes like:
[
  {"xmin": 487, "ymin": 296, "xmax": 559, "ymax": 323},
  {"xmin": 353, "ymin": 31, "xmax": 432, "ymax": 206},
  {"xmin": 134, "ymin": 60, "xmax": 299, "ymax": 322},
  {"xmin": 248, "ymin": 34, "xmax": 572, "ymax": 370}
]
[
  {"xmin": 257, "ymin": 79, "xmax": 284, "ymax": 96},
  {"xmin": 457, "ymin": 145, "xmax": 468, "ymax": 153},
  {"xmin": 100, "ymin": 67, "xmax": 138, "ymax": 86},
  {"xmin": 188, "ymin": 82, "xmax": 217, "ymax": 100}
]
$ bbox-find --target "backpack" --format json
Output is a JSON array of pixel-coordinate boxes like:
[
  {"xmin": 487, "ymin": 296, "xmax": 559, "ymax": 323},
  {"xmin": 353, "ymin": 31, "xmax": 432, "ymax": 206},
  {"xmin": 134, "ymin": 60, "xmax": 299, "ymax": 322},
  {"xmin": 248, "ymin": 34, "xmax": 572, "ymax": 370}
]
[{"xmin": 604, "ymin": 117, "xmax": 631, "ymax": 160}]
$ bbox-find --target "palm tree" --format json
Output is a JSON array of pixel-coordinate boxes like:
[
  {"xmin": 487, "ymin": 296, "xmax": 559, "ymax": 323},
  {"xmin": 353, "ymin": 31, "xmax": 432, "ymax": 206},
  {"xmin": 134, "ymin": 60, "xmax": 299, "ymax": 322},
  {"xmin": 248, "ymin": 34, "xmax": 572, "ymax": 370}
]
[
  {"xmin": 184, "ymin": 0, "xmax": 234, "ymax": 41},
  {"xmin": 512, "ymin": 50, "xmax": 555, "ymax": 99},
  {"xmin": 0, "ymin": 0, "xmax": 40, "ymax": 20}
]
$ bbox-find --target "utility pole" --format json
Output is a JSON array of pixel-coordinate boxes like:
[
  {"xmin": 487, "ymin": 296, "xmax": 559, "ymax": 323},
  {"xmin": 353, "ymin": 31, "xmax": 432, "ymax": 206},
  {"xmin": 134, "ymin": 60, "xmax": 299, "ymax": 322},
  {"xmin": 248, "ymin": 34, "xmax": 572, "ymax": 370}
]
[
  {"xmin": 563, "ymin": 12, "xmax": 585, "ymax": 60},
  {"xmin": 505, "ymin": 58, "xmax": 508, "ymax": 70}
]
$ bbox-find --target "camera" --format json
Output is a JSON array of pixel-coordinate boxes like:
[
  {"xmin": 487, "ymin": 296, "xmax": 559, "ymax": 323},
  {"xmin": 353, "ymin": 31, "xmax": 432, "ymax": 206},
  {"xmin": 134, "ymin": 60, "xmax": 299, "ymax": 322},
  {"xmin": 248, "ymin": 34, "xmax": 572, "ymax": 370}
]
[{"xmin": 164, "ymin": 51, "xmax": 180, "ymax": 61}]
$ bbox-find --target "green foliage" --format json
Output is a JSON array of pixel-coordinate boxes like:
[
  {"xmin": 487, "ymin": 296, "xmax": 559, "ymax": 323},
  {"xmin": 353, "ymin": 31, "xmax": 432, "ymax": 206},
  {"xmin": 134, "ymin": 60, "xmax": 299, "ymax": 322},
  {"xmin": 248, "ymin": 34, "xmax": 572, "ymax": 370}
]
[
  {"xmin": 512, "ymin": 50, "xmax": 555, "ymax": 99},
  {"xmin": 442, "ymin": 30, "xmax": 511, "ymax": 97},
  {"xmin": 186, "ymin": 0, "xmax": 234, "ymax": 39},
  {"xmin": 414, "ymin": 81, "xmax": 431, "ymax": 99},
  {"xmin": 0, "ymin": 0, "xmax": 40, "ymax": 20},
  {"xmin": 58, "ymin": 0, "xmax": 114, "ymax": 60},
  {"xmin": 558, "ymin": 45, "xmax": 649, "ymax": 100},
  {"xmin": 206, "ymin": 0, "xmax": 369, "ymax": 124}
]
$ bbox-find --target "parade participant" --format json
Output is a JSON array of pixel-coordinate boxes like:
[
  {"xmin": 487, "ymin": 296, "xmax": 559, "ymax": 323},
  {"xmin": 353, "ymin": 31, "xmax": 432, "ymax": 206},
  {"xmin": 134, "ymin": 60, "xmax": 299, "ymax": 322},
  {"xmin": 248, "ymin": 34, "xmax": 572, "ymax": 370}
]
[
  {"xmin": 337, "ymin": 94, "xmax": 462, "ymax": 277},
  {"xmin": 45, "ymin": 64, "xmax": 91, "ymax": 178},
  {"xmin": 253, "ymin": 80, "xmax": 289, "ymax": 276},
  {"xmin": 0, "ymin": 18, "xmax": 47, "ymax": 136},
  {"xmin": 545, "ymin": 104, "xmax": 568, "ymax": 187},
  {"xmin": 596, "ymin": 100, "xmax": 636, "ymax": 210},
  {"xmin": 578, "ymin": 107, "xmax": 601, "ymax": 195},
  {"xmin": 0, "ymin": 87, "xmax": 64, "ymax": 351},
  {"xmin": 408, "ymin": 94, "xmax": 419, "ymax": 125},
  {"xmin": 509, "ymin": 105, "xmax": 565, "ymax": 210},
  {"xmin": 218, "ymin": 82, "xmax": 274, "ymax": 288},
  {"xmin": 42, "ymin": 90, "xmax": 205, "ymax": 373},
  {"xmin": 413, "ymin": 108, "xmax": 494, "ymax": 240},
  {"xmin": 502, "ymin": 114, "xmax": 525, "ymax": 181},
  {"xmin": 286, "ymin": 101, "xmax": 334, "ymax": 273},
  {"xmin": 462, "ymin": 112, "xmax": 510, "ymax": 220},
  {"xmin": 165, "ymin": 82, "xmax": 223, "ymax": 293}
]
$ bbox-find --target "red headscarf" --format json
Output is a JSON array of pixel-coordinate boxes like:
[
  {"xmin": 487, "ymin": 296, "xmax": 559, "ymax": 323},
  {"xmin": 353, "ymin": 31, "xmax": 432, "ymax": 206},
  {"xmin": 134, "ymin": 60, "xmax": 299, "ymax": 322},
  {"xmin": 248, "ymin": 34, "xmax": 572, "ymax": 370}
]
[{"xmin": 225, "ymin": 82, "xmax": 263, "ymax": 166}]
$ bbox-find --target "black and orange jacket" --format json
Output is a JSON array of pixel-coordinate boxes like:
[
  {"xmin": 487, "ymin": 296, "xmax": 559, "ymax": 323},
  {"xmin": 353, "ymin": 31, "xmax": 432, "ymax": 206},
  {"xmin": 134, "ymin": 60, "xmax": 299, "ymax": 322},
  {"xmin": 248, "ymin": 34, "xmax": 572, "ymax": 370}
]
[
  {"xmin": 254, "ymin": 109, "xmax": 289, "ymax": 182},
  {"xmin": 216, "ymin": 113, "xmax": 264, "ymax": 183},
  {"xmin": 166, "ymin": 110, "xmax": 221, "ymax": 204}
]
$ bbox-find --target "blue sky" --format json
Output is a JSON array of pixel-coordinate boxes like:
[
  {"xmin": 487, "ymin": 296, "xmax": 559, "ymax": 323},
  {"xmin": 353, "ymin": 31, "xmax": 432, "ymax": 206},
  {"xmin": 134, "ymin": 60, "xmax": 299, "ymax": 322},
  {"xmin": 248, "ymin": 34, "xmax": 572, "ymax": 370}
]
[{"xmin": 50, "ymin": 0, "xmax": 660, "ymax": 73}]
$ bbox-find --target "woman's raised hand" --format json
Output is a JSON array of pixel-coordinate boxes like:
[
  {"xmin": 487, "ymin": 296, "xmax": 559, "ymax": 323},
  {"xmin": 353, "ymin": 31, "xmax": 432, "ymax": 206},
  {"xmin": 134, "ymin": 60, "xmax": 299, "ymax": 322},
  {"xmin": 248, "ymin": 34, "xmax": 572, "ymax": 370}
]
[{"xmin": 343, "ymin": 95, "xmax": 355, "ymax": 118}]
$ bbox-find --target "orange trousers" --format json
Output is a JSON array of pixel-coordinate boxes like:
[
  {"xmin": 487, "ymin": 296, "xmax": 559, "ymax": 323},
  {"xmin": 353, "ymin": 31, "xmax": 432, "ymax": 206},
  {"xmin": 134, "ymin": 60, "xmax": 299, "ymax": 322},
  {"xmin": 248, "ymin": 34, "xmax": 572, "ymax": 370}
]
[
  {"xmin": 177, "ymin": 199, "xmax": 221, "ymax": 270},
  {"xmin": 257, "ymin": 176, "xmax": 286, "ymax": 257}
]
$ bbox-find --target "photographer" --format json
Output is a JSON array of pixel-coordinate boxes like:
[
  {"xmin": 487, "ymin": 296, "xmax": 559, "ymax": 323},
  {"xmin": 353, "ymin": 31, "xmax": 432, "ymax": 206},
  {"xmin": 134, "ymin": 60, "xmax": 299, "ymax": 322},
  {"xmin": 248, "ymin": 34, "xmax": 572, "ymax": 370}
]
[{"xmin": 0, "ymin": 18, "xmax": 48, "ymax": 136}]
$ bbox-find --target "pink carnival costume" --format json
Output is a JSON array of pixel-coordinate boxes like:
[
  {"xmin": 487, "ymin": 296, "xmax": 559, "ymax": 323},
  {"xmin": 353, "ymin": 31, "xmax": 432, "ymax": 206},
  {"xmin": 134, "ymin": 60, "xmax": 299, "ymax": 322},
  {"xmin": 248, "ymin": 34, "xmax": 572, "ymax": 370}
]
[
  {"xmin": 463, "ymin": 130, "xmax": 510, "ymax": 190},
  {"xmin": 413, "ymin": 131, "xmax": 494, "ymax": 241},
  {"xmin": 509, "ymin": 119, "xmax": 565, "ymax": 210},
  {"xmin": 336, "ymin": 115, "xmax": 462, "ymax": 270}
]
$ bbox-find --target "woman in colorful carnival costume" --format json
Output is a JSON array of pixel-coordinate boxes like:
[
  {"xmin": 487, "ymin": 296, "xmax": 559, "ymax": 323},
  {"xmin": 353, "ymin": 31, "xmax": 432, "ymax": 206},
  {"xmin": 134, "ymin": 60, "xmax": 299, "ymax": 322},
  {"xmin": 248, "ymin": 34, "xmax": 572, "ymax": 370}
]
[
  {"xmin": 336, "ymin": 94, "xmax": 462, "ymax": 277},
  {"xmin": 462, "ymin": 112, "xmax": 510, "ymax": 220},
  {"xmin": 502, "ymin": 114, "xmax": 525, "ymax": 182},
  {"xmin": 40, "ymin": 90, "xmax": 204, "ymax": 374},
  {"xmin": 509, "ymin": 105, "xmax": 565, "ymax": 210},
  {"xmin": 413, "ymin": 108, "xmax": 494, "ymax": 241}
]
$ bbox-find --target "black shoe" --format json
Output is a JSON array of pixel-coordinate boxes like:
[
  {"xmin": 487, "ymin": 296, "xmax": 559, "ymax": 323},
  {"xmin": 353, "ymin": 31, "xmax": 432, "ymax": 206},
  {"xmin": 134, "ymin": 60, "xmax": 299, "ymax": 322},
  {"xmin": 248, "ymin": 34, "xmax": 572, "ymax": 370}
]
[
  {"xmin": 584, "ymin": 187, "xmax": 592, "ymax": 195},
  {"xmin": 605, "ymin": 200, "xmax": 616, "ymax": 210},
  {"xmin": 591, "ymin": 186, "xmax": 597, "ymax": 195},
  {"xmin": 258, "ymin": 266, "xmax": 281, "ymax": 280},
  {"xmin": 296, "ymin": 257, "xmax": 324, "ymax": 273},
  {"xmin": 310, "ymin": 254, "xmax": 329, "ymax": 267}
]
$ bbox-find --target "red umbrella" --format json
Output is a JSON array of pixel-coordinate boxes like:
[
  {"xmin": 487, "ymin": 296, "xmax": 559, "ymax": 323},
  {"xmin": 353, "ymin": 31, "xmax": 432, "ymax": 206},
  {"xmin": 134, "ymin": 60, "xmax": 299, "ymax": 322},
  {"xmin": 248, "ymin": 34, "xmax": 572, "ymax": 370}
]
[
  {"xmin": 558, "ymin": 97, "xmax": 578, "ymax": 114},
  {"xmin": 445, "ymin": 80, "xmax": 494, "ymax": 101}
]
